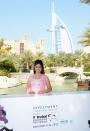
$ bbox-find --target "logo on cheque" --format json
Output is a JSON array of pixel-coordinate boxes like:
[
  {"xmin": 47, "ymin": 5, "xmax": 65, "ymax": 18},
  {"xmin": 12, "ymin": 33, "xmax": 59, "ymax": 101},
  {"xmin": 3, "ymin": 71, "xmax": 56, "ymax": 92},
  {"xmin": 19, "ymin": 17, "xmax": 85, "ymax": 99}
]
[{"xmin": 33, "ymin": 104, "xmax": 58, "ymax": 128}]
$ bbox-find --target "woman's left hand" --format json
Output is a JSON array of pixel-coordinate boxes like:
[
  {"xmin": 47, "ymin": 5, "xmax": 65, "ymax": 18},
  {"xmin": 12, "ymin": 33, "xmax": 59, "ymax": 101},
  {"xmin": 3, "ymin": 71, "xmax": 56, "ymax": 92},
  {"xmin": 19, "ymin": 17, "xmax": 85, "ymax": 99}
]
[{"xmin": 38, "ymin": 90, "xmax": 46, "ymax": 94}]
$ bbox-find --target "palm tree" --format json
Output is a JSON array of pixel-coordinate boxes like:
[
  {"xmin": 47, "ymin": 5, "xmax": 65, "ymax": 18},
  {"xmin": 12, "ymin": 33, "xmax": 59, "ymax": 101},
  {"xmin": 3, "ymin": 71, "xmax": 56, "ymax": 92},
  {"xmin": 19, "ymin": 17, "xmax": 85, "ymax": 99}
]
[
  {"xmin": 79, "ymin": 27, "xmax": 90, "ymax": 46},
  {"xmin": 46, "ymin": 54, "xmax": 57, "ymax": 67},
  {"xmin": 0, "ymin": 38, "xmax": 4, "ymax": 49},
  {"xmin": 0, "ymin": 38, "xmax": 11, "ymax": 55},
  {"xmin": 73, "ymin": 50, "xmax": 83, "ymax": 67},
  {"xmin": 57, "ymin": 52, "xmax": 66, "ymax": 66},
  {"xmin": 34, "ymin": 52, "xmax": 45, "ymax": 61},
  {"xmin": 82, "ymin": 53, "xmax": 90, "ymax": 67},
  {"xmin": 20, "ymin": 51, "xmax": 34, "ymax": 71},
  {"xmin": 80, "ymin": 0, "xmax": 90, "ymax": 3}
]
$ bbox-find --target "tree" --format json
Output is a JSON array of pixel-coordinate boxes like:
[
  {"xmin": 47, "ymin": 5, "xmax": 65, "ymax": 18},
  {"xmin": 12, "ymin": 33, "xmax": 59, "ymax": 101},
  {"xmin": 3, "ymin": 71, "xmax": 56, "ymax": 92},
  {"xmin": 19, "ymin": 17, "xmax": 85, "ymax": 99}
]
[
  {"xmin": 73, "ymin": 50, "xmax": 83, "ymax": 67},
  {"xmin": 0, "ymin": 59, "xmax": 17, "ymax": 72},
  {"xmin": 33, "ymin": 52, "xmax": 45, "ymax": 62},
  {"xmin": 0, "ymin": 38, "xmax": 4, "ymax": 49},
  {"xmin": 6, "ymin": 54, "xmax": 20, "ymax": 72},
  {"xmin": 82, "ymin": 53, "xmax": 90, "ymax": 67},
  {"xmin": 56, "ymin": 52, "xmax": 67, "ymax": 66},
  {"xmin": 80, "ymin": 0, "xmax": 90, "ymax": 4},
  {"xmin": 20, "ymin": 51, "xmax": 34, "ymax": 71},
  {"xmin": 0, "ymin": 38, "xmax": 11, "ymax": 55},
  {"xmin": 79, "ymin": 27, "xmax": 90, "ymax": 46},
  {"xmin": 46, "ymin": 54, "xmax": 57, "ymax": 67}
]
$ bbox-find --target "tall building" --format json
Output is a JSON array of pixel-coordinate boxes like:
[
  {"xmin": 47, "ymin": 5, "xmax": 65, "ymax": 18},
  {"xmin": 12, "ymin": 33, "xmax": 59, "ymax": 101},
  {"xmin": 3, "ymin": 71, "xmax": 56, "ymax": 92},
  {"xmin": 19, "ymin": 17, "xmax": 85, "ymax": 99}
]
[
  {"xmin": 51, "ymin": 0, "xmax": 74, "ymax": 54},
  {"xmin": 20, "ymin": 34, "xmax": 36, "ymax": 54}
]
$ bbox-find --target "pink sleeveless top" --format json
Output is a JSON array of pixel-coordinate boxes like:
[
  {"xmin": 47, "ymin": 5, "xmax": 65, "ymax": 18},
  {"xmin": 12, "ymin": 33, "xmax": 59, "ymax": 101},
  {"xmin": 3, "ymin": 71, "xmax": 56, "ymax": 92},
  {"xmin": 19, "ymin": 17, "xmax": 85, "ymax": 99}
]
[{"xmin": 27, "ymin": 75, "xmax": 48, "ymax": 93}]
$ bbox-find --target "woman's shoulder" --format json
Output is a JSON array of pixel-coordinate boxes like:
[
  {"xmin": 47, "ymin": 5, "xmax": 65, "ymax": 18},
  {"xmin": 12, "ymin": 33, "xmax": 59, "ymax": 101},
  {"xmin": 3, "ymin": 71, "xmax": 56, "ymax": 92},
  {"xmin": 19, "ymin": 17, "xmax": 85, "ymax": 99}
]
[
  {"xmin": 42, "ymin": 74, "xmax": 49, "ymax": 80},
  {"xmin": 28, "ymin": 75, "xmax": 34, "ymax": 80}
]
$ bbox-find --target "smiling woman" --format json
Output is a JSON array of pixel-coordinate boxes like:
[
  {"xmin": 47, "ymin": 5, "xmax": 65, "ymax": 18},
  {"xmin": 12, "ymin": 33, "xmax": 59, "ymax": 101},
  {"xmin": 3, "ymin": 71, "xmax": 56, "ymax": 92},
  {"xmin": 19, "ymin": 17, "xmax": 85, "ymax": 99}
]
[{"xmin": 26, "ymin": 59, "xmax": 52, "ymax": 94}]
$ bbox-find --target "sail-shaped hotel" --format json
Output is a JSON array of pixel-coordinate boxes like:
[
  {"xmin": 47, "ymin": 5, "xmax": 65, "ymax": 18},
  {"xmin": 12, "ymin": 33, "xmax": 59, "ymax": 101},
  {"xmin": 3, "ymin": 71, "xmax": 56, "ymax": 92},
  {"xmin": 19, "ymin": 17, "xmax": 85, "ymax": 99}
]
[{"xmin": 51, "ymin": 0, "xmax": 74, "ymax": 54}]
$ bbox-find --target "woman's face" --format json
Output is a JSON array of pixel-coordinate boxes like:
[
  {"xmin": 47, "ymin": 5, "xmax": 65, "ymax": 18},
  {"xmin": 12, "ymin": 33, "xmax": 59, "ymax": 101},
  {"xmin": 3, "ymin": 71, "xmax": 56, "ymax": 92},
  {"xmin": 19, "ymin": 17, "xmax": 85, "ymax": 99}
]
[{"xmin": 34, "ymin": 64, "xmax": 42, "ymax": 73}]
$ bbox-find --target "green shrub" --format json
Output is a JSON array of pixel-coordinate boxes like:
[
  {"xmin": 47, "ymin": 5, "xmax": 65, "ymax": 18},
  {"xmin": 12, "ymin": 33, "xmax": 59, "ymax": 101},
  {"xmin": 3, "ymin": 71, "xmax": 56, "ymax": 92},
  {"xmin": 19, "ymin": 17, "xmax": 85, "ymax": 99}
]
[
  {"xmin": 0, "ymin": 69, "xmax": 11, "ymax": 77},
  {"xmin": 83, "ymin": 68, "xmax": 90, "ymax": 76},
  {"xmin": 84, "ymin": 67, "xmax": 90, "ymax": 72},
  {"xmin": 0, "ymin": 59, "xmax": 17, "ymax": 72}
]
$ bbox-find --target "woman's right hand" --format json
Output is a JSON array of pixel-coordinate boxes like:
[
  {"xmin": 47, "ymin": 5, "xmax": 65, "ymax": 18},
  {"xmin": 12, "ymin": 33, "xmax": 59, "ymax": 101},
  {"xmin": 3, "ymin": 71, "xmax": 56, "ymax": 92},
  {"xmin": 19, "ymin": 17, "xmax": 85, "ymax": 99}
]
[
  {"xmin": 27, "ymin": 89, "xmax": 35, "ymax": 94},
  {"xmin": 29, "ymin": 91, "xmax": 36, "ymax": 94}
]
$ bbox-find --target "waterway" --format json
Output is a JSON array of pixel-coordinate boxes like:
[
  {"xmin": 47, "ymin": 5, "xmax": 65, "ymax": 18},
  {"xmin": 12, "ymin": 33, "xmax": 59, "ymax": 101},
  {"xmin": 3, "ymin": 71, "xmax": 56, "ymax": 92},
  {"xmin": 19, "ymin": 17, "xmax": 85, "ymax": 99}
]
[{"xmin": 0, "ymin": 78, "xmax": 79, "ymax": 95}]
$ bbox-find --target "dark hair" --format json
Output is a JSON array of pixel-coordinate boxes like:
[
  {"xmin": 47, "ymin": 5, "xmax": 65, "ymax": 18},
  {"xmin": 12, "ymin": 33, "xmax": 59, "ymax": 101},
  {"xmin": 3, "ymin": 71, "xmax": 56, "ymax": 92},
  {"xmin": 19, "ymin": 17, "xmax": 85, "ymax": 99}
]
[{"xmin": 33, "ymin": 59, "xmax": 45, "ymax": 74}]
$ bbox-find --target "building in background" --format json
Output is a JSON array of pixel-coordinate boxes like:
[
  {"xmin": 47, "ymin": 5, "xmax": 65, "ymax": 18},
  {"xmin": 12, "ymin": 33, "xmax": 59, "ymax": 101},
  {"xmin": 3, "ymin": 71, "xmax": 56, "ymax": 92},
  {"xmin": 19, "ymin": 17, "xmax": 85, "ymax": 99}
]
[
  {"xmin": 51, "ymin": 0, "xmax": 74, "ymax": 54},
  {"xmin": 4, "ymin": 35, "xmax": 45, "ymax": 55},
  {"xmin": 36, "ymin": 38, "xmax": 45, "ymax": 54},
  {"xmin": 4, "ymin": 40, "xmax": 20, "ymax": 55}
]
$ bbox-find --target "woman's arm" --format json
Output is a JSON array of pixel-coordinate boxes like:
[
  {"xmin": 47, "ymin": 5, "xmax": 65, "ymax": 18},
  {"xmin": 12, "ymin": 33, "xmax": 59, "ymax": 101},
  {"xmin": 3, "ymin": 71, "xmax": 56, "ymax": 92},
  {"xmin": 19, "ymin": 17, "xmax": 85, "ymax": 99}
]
[
  {"xmin": 45, "ymin": 76, "xmax": 52, "ymax": 93},
  {"xmin": 38, "ymin": 75, "xmax": 52, "ymax": 94},
  {"xmin": 26, "ymin": 79, "xmax": 31, "ymax": 94},
  {"xmin": 26, "ymin": 77, "xmax": 35, "ymax": 94}
]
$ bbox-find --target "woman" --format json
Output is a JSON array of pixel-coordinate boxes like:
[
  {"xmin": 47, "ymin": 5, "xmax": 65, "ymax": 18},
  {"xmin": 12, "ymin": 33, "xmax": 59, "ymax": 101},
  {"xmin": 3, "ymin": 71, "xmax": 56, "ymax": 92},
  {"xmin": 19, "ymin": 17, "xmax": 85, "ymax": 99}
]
[{"xmin": 26, "ymin": 59, "xmax": 52, "ymax": 94}]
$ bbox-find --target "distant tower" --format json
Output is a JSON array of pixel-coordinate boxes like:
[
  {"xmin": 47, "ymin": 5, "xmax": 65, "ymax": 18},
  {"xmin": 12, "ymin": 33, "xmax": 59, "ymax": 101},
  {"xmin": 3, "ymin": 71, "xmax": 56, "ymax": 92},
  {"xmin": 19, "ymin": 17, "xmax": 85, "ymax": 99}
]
[
  {"xmin": 52, "ymin": 0, "xmax": 56, "ymax": 54},
  {"xmin": 51, "ymin": 0, "xmax": 74, "ymax": 54},
  {"xmin": 36, "ymin": 38, "xmax": 45, "ymax": 53},
  {"xmin": 21, "ymin": 34, "xmax": 30, "ymax": 52}
]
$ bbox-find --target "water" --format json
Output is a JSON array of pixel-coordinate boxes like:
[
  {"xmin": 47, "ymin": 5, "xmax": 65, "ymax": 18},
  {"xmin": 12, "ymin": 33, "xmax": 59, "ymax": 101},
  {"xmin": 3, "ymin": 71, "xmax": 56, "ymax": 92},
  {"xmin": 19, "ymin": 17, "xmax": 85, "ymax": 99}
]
[
  {"xmin": 0, "ymin": 78, "xmax": 78, "ymax": 95},
  {"xmin": 52, "ymin": 78, "xmax": 78, "ymax": 92}
]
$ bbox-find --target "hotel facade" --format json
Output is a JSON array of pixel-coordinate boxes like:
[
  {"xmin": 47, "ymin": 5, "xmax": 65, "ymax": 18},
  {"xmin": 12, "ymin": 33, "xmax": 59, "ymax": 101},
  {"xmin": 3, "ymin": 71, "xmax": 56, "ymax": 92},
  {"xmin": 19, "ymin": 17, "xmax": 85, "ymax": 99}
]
[{"xmin": 4, "ymin": 35, "xmax": 45, "ymax": 55}]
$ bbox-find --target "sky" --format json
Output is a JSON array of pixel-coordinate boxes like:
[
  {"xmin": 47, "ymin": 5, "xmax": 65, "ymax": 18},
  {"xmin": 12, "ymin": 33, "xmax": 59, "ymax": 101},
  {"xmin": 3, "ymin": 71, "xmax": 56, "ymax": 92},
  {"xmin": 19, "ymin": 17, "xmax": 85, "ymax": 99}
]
[{"xmin": 0, "ymin": 0, "xmax": 90, "ymax": 54}]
